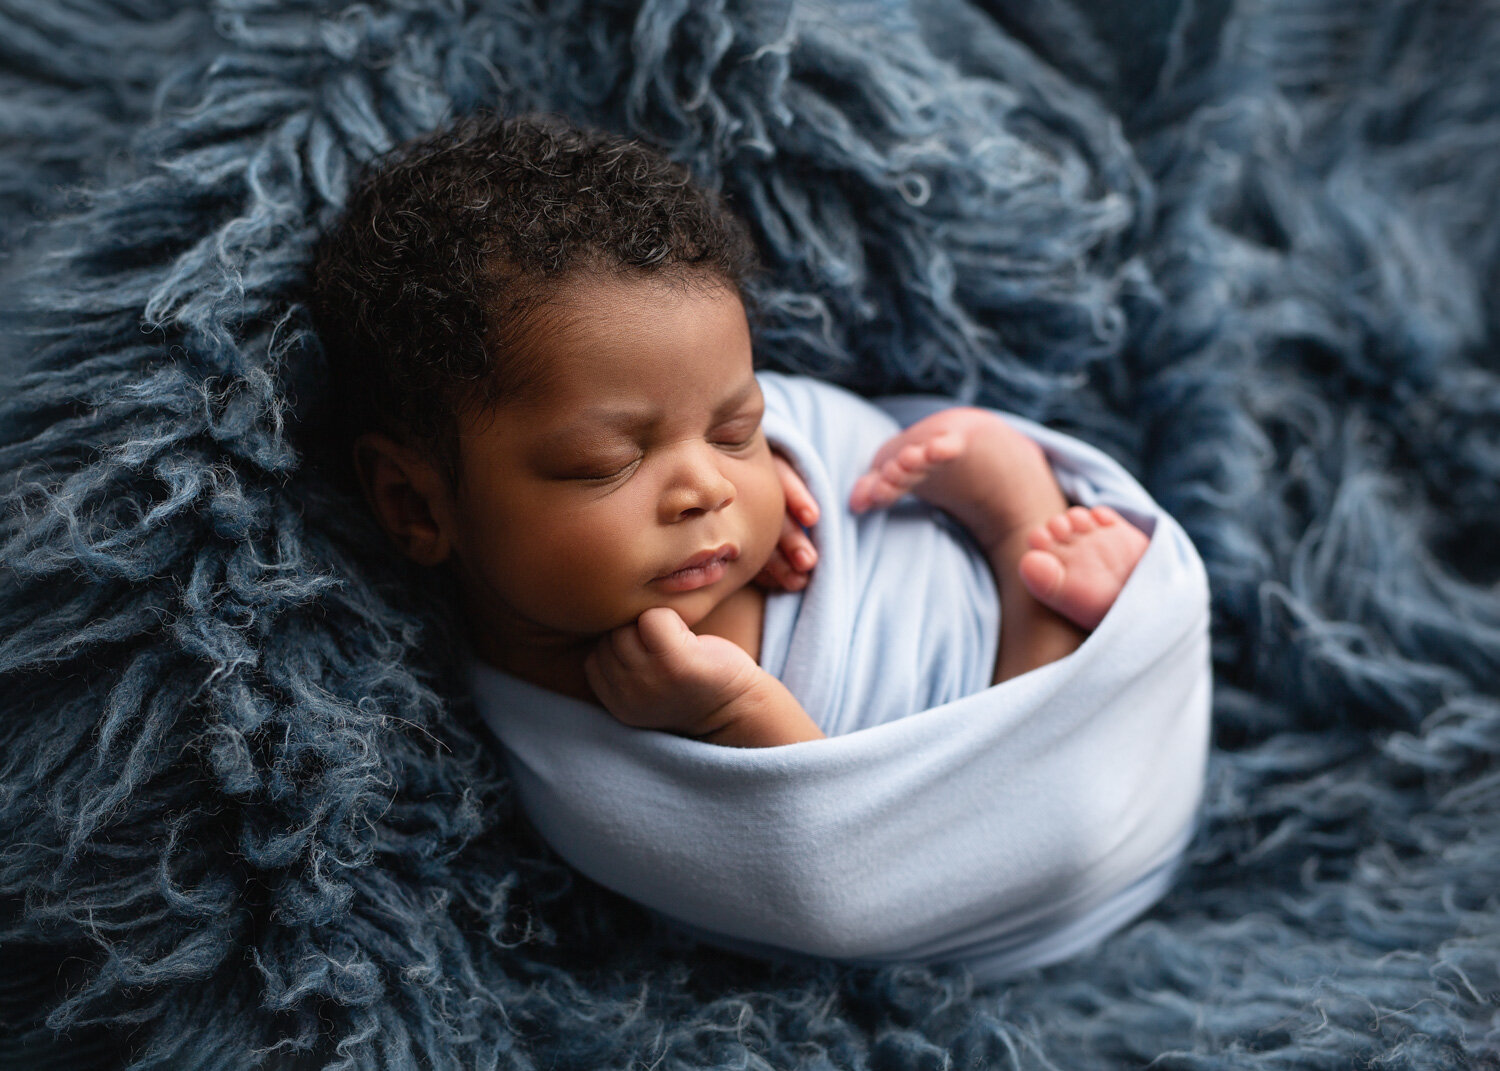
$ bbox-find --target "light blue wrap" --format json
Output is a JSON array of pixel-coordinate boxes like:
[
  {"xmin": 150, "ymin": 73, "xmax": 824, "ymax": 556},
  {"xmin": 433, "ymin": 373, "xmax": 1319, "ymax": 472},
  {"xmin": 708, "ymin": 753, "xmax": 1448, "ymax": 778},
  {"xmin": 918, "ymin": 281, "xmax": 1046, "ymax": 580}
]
[{"xmin": 469, "ymin": 374, "xmax": 1212, "ymax": 983}]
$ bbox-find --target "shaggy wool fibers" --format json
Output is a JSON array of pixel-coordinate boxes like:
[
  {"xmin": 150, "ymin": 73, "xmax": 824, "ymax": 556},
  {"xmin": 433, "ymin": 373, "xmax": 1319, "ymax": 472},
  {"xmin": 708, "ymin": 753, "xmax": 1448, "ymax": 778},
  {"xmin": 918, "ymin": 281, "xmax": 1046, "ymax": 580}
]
[{"xmin": 1, "ymin": 0, "xmax": 1498, "ymax": 1068}]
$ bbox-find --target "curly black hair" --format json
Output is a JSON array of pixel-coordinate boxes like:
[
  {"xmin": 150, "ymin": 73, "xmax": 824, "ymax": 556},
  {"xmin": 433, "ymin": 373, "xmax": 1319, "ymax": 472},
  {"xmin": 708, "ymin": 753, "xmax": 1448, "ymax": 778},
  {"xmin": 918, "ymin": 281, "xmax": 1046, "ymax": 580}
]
[{"xmin": 308, "ymin": 111, "xmax": 763, "ymax": 480}]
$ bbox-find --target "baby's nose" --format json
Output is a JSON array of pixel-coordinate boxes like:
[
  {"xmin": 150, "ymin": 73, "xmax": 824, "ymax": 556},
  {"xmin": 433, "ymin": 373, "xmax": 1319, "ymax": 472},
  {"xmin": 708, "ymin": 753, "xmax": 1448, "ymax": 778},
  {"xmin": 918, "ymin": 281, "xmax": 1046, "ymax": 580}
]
[{"xmin": 662, "ymin": 449, "xmax": 736, "ymax": 521}]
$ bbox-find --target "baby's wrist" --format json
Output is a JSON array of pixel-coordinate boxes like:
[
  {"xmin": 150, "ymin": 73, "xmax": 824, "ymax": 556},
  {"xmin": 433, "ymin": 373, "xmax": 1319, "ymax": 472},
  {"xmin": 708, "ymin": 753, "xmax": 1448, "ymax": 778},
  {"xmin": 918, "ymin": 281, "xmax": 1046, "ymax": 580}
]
[{"xmin": 686, "ymin": 666, "xmax": 774, "ymax": 738}]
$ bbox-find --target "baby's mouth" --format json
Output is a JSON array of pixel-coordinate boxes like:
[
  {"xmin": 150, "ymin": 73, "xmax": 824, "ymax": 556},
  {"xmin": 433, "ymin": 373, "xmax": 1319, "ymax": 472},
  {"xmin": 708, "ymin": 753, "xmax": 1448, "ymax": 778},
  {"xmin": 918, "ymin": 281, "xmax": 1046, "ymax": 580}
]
[{"xmin": 654, "ymin": 544, "xmax": 738, "ymax": 592}]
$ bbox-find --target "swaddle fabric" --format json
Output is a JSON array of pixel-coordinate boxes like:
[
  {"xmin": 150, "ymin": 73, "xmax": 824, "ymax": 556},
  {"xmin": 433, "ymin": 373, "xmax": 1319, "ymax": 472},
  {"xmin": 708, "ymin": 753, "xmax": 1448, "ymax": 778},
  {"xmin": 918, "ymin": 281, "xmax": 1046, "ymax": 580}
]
[{"xmin": 470, "ymin": 373, "xmax": 1211, "ymax": 981}]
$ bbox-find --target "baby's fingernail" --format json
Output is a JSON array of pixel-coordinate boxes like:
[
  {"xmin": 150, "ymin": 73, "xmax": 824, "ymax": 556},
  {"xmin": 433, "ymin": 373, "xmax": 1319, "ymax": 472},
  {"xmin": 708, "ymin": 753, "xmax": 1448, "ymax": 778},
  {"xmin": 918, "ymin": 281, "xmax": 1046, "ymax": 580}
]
[{"xmin": 794, "ymin": 547, "xmax": 816, "ymax": 569}]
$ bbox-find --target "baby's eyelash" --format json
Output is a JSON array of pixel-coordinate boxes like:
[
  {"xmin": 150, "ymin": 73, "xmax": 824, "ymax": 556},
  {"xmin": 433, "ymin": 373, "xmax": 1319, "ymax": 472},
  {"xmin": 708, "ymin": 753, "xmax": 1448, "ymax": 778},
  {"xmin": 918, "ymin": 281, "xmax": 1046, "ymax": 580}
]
[
  {"xmin": 714, "ymin": 416, "xmax": 763, "ymax": 448},
  {"xmin": 566, "ymin": 423, "xmax": 759, "ymax": 478},
  {"xmin": 575, "ymin": 457, "xmax": 640, "ymax": 481}
]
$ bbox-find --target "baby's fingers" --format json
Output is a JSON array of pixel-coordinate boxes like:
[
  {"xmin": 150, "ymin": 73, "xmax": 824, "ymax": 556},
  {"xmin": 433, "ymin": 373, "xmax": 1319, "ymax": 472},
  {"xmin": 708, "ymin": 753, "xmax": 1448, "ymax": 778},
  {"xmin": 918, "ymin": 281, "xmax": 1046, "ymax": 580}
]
[
  {"xmin": 603, "ymin": 615, "xmax": 652, "ymax": 667},
  {"xmin": 756, "ymin": 514, "xmax": 818, "ymax": 591},
  {"xmin": 755, "ymin": 548, "xmax": 810, "ymax": 592},
  {"xmin": 587, "ymin": 610, "xmax": 691, "ymax": 704},
  {"xmin": 584, "ymin": 642, "xmax": 624, "ymax": 706},
  {"xmin": 778, "ymin": 511, "xmax": 817, "ymax": 572},
  {"xmin": 635, "ymin": 606, "xmax": 693, "ymax": 659},
  {"xmin": 773, "ymin": 453, "xmax": 821, "ymax": 528}
]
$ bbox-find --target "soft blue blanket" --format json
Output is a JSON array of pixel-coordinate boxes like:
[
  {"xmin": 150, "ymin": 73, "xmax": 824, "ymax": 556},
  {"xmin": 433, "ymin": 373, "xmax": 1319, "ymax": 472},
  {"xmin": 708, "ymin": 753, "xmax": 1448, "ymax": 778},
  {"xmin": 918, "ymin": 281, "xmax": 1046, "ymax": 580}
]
[
  {"xmin": 3, "ymin": 1, "xmax": 1499, "ymax": 1069},
  {"xmin": 472, "ymin": 374, "xmax": 1211, "ymax": 982}
]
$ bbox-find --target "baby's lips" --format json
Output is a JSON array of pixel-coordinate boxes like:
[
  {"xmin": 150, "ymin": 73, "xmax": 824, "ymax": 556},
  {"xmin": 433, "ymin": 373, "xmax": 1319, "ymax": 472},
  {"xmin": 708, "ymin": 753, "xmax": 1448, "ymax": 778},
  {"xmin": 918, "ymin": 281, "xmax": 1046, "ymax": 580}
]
[{"xmin": 655, "ymin": 542, "xmax": 739, "ymax": 583}]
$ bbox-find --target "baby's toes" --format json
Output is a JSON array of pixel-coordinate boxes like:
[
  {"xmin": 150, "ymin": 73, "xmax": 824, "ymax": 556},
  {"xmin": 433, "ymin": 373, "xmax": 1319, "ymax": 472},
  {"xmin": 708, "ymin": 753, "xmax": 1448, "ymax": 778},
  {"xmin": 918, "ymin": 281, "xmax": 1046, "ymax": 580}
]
[
  {"xmin": 922, "ymin": 431, "xmax": 963, "ymax": 464},
  {"xmin": 1065, "ymin": 506, "xmax": 1096, "ymax": 534},
  {"xmin": 898, "ymin": 443, "xmax": 928, "ymax": 469},
  {"xmin": 871, "ymin": 453, "xmax": 921, "ymax": 496},
  {"xmin": 1091, "ymin": 505, "xmax": 1121, "ymax": 527},
  {"xmin": 852, "ymin": 471, "xmax": 902, "ymax": 509},
  {"xmin": 849, "ymin": 473, "xmax": 883, "ymax": 512},
  {"xmin": 853, "ymin": 473, "xmax": 902, "ymax": 511},
  {"xmin": 882, "ymin": 446, "xmax": 922, "ymax": 485},
  {"xmin": 1018, "ymin": 548, "xmax": 1065, "ymax": 600},
  {"xmin": 1046, "ymin": 512, "xmax": 1076, "ymax": 542},
  {"xmin": 869, "ymin": 469, "xmax": 909, "ymax": 505},
  {"xmin": 1027, "ymin": 519, "xmax": 1059, "ymax": 552}
]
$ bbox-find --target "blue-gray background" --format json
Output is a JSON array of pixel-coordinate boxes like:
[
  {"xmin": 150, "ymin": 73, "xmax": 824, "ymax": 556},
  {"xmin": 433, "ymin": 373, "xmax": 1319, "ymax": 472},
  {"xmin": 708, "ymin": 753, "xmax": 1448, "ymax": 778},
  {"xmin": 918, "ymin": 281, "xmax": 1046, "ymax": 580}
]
[{"xmin": 1, "ymin": 1, "xmax": 1497, "ymax": 1068}]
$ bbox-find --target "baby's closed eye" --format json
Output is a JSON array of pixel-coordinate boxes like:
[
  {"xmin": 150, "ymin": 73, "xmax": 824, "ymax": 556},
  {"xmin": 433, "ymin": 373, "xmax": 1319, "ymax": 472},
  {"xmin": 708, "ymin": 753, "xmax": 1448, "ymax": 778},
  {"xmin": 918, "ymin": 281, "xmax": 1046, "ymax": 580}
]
[
  {"xmin": 711, "ymin": 412, "xmax": 764, "ymax": 449},
  {"xmin": 557, "ymin": 453, "xmax": 642, "ymax": 481}
]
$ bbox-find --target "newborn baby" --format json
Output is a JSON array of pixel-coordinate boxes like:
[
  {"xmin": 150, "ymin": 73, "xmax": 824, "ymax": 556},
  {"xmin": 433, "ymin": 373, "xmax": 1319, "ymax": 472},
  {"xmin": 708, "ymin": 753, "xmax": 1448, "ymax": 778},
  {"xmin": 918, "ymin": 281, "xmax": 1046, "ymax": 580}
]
[
  {"xmin": 313, "ymin": 112, "xmax": 1211, "ymax": 978},
  {"xmin": 312, "ymin": 114, "xmax": 1148, "ymax": 748}
]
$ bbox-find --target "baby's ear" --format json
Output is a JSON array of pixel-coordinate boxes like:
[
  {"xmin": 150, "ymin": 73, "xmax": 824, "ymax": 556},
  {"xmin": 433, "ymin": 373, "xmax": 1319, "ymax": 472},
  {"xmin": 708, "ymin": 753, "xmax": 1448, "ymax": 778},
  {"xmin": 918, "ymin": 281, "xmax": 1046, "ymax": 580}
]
[{"xmin": 351, "ymin": 432, "xmax": 454, "ymax": 567}]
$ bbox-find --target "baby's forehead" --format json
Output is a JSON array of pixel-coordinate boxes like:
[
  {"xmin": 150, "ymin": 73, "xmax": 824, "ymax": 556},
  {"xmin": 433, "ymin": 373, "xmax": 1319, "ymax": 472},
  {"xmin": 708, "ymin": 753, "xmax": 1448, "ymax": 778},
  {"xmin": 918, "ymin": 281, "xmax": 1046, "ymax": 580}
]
[{"xmin": 485, "ymin": 269, "xmax": 743, "ymax": 372}]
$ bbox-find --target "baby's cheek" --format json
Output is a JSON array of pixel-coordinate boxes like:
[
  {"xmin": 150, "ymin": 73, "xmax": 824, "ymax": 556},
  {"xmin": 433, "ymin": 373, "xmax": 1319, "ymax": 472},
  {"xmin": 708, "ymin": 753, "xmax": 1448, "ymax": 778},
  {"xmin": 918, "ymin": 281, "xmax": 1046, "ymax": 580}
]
[{"xmin": 745, "ymin": 464, "xmax": 787, "ymax": 570}]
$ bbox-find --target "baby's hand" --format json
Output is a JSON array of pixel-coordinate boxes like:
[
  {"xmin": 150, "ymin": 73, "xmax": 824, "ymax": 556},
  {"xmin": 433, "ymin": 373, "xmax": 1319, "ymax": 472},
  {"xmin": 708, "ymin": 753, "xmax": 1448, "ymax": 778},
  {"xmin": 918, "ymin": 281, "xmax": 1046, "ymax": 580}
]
[
  {"xmin": 754, "ymin": 451, "xmax": 819, "ymax": 592},
  {"xmin": 585, "ymin": 607, "xmax": 764, "ymax": 738}
]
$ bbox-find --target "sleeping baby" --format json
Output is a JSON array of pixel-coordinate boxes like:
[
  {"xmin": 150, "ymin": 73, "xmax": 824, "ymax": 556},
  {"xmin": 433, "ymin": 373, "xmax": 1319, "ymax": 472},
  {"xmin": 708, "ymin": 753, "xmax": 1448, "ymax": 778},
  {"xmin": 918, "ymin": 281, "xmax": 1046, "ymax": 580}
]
[
  {"xmin": 311, "ymin": 111, "xmax": 1148, "ymax": 748},
  {"xmin": 311, "ymin": 111, "xmax": 1211, "ymax": 980}
]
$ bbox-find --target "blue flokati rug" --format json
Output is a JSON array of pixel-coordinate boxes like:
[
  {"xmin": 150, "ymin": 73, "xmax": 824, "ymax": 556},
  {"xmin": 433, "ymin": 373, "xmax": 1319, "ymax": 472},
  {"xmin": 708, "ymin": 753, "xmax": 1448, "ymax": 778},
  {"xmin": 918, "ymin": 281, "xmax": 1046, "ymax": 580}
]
[{"xmin": 2, "ymin": 0, "xmax": 1498, "ymax": 1067}]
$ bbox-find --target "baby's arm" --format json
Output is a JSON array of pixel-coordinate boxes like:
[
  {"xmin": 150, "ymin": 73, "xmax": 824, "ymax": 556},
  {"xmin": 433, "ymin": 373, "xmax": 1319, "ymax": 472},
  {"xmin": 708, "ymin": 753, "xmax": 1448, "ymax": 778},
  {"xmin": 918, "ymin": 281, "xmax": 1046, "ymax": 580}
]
[
  {"xmin": 850, "ymin": 408, "xmax": 1146, "ymax": 682},
  {"xmin": 585, "ymin": 608, "xmax": 826, "ymax": 747}
]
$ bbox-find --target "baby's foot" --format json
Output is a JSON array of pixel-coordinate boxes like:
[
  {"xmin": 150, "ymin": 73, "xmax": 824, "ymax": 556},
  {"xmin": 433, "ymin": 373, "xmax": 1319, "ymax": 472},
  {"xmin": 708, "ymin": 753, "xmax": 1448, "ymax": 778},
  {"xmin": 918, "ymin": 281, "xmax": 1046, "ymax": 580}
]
[
  {"xmin": 1018, "ymin": 506, "xmax": 1149, "ymax": 630},
  {"xmin": 849, "ymin": 408, "xmax": 1064, "ymax": 550}
]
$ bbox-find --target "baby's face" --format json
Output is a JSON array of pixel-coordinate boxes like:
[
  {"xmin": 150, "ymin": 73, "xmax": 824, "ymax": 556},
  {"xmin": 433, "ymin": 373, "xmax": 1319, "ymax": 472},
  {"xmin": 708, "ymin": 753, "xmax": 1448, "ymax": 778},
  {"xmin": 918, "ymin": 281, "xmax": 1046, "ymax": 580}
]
[{"xmin": 447, "ymin": 273, "xmax": 785, "ymax": 653}]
